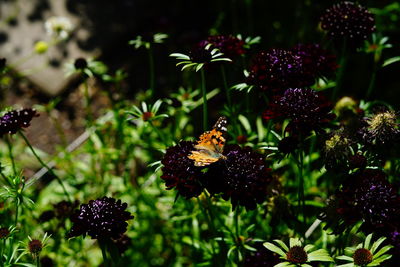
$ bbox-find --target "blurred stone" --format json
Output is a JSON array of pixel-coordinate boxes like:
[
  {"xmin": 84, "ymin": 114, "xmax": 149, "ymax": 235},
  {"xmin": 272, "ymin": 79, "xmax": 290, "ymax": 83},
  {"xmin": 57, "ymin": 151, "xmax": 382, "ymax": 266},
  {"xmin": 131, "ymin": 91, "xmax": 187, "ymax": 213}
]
[{"xmin": 0, "ymin": 0, "xmax": 98, "ymax": 96}]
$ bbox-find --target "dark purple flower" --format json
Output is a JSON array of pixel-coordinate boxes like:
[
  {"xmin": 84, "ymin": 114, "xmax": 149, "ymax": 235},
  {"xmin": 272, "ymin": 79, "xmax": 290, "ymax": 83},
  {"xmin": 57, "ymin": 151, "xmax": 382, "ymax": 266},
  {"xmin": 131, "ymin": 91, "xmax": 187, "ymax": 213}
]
[
  {"xmin": 263, "ymin": 88, "xmax": 335, "ymax": 135},
  {"xmin": 362, "ymin": 111, "xmax": 400, "ymax": 146},
  {"xmin": 54, "ymin": 200, "xmax": 79, "ymax": 219},
  {"xmin": 205, "ymin": 145, "xmax": 273, "ymax": 210},
  {"xmin": 0, "ymin": 108, "xmax": 39, "ymax": 137},
  {"xmin": 320, "ymin": 2, "xmax": 376, "ymax": 48},
  {"xmin": 39, "ymin": 210, "xmax": 55, "ymax": 223},
  {"xmin": 247, "ymin": 49, "xmax": 313, "ymax": 95},
  {"xmin": 205, "ymin": 35, "xmax": 245, "ymax": 60},
  {"xmin": 68, "ymin": 197, "xmax": 133, "ymax": 239},
  {"xmin": 0, "ymin": 227, "xmax": 10, "ymax": 239},
  {"xmin": 189, "ymin": 42, "xmax": 214, "ymax": 63},
  {"xmin": 292, "ymin": 43, "xmax": 338, "ymax": 79},
  {"xmin": 161, "ymin": 141, "xmax": 205, "ymax": 198},
  {"xmin": 74, "ymin": 57, "xmax": 88, "ymax": 70},
  {"xmin": 324, "ymin": 169, "xmax": 400, "ymax": 232}
]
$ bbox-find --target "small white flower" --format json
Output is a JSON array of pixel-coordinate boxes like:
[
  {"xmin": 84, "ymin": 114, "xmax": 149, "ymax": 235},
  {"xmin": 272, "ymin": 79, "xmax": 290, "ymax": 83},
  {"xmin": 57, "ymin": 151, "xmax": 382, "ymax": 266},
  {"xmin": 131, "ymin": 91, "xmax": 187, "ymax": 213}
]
[{"xmin": 44, "ymin": 16, "xmax": 73, "ymax": 40}]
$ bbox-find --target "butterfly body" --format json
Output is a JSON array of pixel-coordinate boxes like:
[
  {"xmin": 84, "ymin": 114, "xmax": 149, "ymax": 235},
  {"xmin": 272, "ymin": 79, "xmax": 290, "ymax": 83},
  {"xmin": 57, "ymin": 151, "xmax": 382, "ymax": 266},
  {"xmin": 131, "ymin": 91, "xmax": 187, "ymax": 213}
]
[{"xmin": 188, "ymin": 117, "xmax": 227, "ymax": 167}]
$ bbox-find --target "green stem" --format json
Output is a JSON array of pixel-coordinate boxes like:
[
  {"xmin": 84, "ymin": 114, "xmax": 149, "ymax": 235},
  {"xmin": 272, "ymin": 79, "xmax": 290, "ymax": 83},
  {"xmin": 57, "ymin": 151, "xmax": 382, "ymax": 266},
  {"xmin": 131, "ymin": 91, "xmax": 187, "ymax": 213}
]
[
  {"xmin": 332, "ymin": 40, "xmax": 348, "ymax": 101},
  {"xmin": 18, "ymin": 131, "xmax": 71, "ymax": 202},
  {"xmin": 298, "ymin": 150, "xmax": 306, "ymax": 240},
  {"xmin": 148, "ymin": 120, "xmax": 168, "ymax": 147},
  {"xmin": 36, "ymin": 255, "xmax": 40, "ymax": 267},
  {"xmin": 220, "ymin": 66, "xmax": 231, "ymax": 107},
  {"xmin": 148, "ymin": 47, "xmax": 155, "ymax": 98},
  {"xmin": 366, "ymin": 65, "xmax": 377, "ymax": 100},
  {"xmin": 0, "ymin": 239, "xmax": 4, "ymax": 267},
  {"xmin": 196, "ymin": 197, "xmax": 217, "ymax": 257},
  {"xmin": 234, "ymin": 208, "xmax": 241, "ymax": 264},
  {"xmin": 200, "ymin": 68, "xmax": 208, "ymax": 131},
  {"xmin": 5, "ymin": 136, "xmax": 16, "ymax": 176},
  {"xmin": 14, "ymin": 197, "xmax": 18, "ymax": 227},
  {"xmin": 99, "ymin": 239, "xmax": 110, "ymax": 267},
  {"xmin": 83, "ymin": 78, "xmax": 93, "ymax": 126}
]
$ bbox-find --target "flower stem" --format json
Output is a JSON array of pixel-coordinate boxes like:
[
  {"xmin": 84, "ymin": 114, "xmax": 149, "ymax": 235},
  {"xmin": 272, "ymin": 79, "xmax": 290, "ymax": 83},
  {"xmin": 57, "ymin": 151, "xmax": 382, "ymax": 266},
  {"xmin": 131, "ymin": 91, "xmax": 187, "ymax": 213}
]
[
  {"xmin": 5, "ymin": 136, "xmax": 16, "ymax": 176},
  {"xmin": 83, "ymin": 78, "xmax": 93, "ymax": 126},
  {"xmin": 148, "ymin": 46, "xmax": 155, "ymax": 98},
  {"xmin": 297, "ymin": 150, "xmax": 306, "ymax": 240},
  {"xmin": 332, "ymin": 40, "xmax": 348, "ymax": 101},
  {"xmin": 36, "ymin": 255, "xmax": 40, "ymax": 267},
  {"xmin": 99, "ymin": 239, "xmax": 110, "ymax": 267},
  {"xmin": 234, "ymin": 208, "xmax": 241, "ymax": 264},
  {"xmin": 366, "ymin": 64, "xmax": 377, "ymax": 99},
  {"xmin": 18, "ymin": 131, "xmax": 71, "ymax": 202},
  {"xmin": 220, "ymin": 66, "xmax": 231, "ymax": 107},
  {"xmin": 200, "ymin": 68, "xmax": 208, "ymax": 131}
]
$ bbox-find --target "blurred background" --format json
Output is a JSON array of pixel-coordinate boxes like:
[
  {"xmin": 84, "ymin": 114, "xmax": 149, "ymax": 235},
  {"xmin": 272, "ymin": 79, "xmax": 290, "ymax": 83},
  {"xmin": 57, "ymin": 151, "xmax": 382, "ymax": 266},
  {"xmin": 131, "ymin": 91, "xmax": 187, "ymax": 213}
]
[{"xmin": 0, "ymin": 0, "xmax": 399, "ymax": 152}]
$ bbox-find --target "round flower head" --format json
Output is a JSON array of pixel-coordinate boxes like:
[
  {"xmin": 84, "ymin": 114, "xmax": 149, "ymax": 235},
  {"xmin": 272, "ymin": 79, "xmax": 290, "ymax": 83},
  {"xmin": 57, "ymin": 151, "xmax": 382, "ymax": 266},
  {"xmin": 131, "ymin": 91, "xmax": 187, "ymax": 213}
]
[
  {"xmin": 263, "ymin": 88, "xmax": 335, "ymax": 135},
  {"xmin": 161, "ymin": 141, "xmax": 205, "ymax": 198},
  {"xmin": 292, "ymin": 43, "xmax": 338, "ymax": 79},
  {"xmin": 331, "ymin": 169, "xmax": 400, "ymax": 231},
  {"xmin": 320, "ymin": 2, "xmax": 375, "ymax": 48},
  {"xmin": 74, "ymin": 57, "xmax": 88, "ymax": 70},
  {"xmin": 205, "ymin": 35, "xmax": 245, "ymax": 60},
  {"xmin": 323, "ymin": 131, "xmax": 352, "ymax": 171},
  {"xmin": 247, "ymin": 49, "xmax": 313, "ymax": 95},
  {"xmin": 54, "ymin": 200, "xmax": 79, "ymax": 219},
  {"xmin": 205, "ymin": 145, "xmax": 273, "ymax": 210},
  {"xmin": 68, "ymin": 197, "xmax": 133, "ymax": 239},
  {"xmin": 0, "ymin": 108, "xmax": 39, "ymax": 137},
  {"xmin": 44, "ymin": 16, "xmax": 73, "ymax": 40},
  {"xmin": 364, "ymin": 110, "xmax": 399, "ymax": 146}
]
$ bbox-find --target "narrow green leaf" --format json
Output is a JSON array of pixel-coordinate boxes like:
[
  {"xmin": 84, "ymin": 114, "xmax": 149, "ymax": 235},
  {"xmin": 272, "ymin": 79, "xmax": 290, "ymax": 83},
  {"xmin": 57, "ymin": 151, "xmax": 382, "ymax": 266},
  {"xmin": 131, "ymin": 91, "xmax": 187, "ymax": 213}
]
[
  {"xmin": 382, "ymin": 56, "xmax": 400, "ymax": 67},
  {"xmin": 263, "ymin": 242, "xmax": 286, "ymax": 257}
]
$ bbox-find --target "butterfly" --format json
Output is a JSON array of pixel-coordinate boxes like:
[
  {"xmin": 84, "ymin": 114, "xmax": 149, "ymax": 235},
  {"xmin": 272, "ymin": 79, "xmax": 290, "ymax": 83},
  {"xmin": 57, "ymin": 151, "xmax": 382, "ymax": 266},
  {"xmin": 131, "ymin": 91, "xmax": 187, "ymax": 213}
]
[{"xmin": 188, "ymin": 116, "xmax": 228, "ymax": 167}]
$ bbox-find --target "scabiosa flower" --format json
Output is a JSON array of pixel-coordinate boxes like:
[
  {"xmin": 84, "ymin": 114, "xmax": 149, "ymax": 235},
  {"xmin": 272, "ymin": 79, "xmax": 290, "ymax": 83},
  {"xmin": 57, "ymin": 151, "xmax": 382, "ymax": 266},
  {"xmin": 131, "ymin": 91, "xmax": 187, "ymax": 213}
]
[
  {"xmin": 39, "ymin": 210, "xmax": 55, "ymax": 223},
  {"xmin": 326, "ymin": 169, "xmax": 400, "ymax": 232},
  {"xmin": 363, "ymin": 110, "xmax": 399, "ymax": 146},
  {"xmin": 320, "ymin": 2, "xmax": 376, "ymax": 48},
  {"xmin": 160, "ymin": 141, "xmax": 205, "ymax": 198},
  {"xmin": 0, "ymin": 108, "xmax": 39, "ymax": 137},
  {"xmin": 74, "ymin": 57, "xmax": 88, "ymax": 70},
  {"xmin": 263, "ymin": 88, "xmax": 335, "ymax": 135},
  {"xmin": 205, "ymin": 145, "xmax": 273, "ymax": 210},
  {"xmin": 264, "ymin": 237, "xmax": 333, "ymax": 266},
  {"xmin": 204, "ymin": 35, "xmax": 246, "ymax": 60},
  {"xmin": 292, "ymin": 43, "xmax": 338, "ymax": 79},
  {"xmin": 68, "ymin": 197, "xmax": 133, "ymax": 239},
  {"xmin": 247, "ymin": 49, "xmax": 313, "ymax": 94},
  {"xmin": 336, "ymin": 233, "xmax": 393, "ymax": 267},
  {"xmin": 323, "ymin": 131, "xmax": 352, "ymax": 171}
]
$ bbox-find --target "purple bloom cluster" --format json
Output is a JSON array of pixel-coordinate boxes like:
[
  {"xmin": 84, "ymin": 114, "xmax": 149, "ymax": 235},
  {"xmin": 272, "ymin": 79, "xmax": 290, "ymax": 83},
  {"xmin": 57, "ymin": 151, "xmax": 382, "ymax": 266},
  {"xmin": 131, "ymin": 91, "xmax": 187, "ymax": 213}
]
[
  {"xmin": 161, "ymin": 142, "xmax": 273, "ymax": 210},
  {"xmin": 68, "ymin": 197, "xmax": 133, "ymax": 239},
  {"xmin": 320, "ymin": 1, "xmax": 375, "ymax": 48},
  {"xmin": 247, "ymin": 45, "xmax": 337, "ymax": 95},
  {"xmin": 0, "ymin": 108, "xmax": 39, "ymax": 137},
  {"xmin": 263, "ymin": 88, "xmax": 335, "ymax": 135}
]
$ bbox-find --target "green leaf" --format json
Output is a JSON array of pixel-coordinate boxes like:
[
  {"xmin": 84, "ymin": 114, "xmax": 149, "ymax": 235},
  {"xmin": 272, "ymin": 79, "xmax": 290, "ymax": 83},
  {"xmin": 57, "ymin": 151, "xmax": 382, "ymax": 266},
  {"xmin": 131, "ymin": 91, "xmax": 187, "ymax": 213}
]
[
  {"xmin": 151, "ymin": 100, "xmax": 163, "ymax": 113},
  {"xmin": 364, "ymin": 233, "xmax": 373, "ymax": 249},
  {"xmin": 263, "ymin": 242, "xmax": 286, "ymax": 257},
  {"xmin": 303, "ymin": 244, "xmax": 314, "ymax": 252},
  {"xmin": 336, "ymin": 255, "xmax": 353, "ymax": 261},
  {"xmin": 289, "ymin": 238, "xmax": 301, "ymax": 248},
  {"xmin": 382, "ymin": 56, "xmax": 400, "ymax": 67},
  {"xmin": 372, "ymin": 244, "xmax": 393, "ymax": 259},
  {"xmin": 273, "ymin": 239, "xmax": 289, "ymax": 252},
  {"xmin": 169, "ymin": 53, "xmax": 190, "ymax": 60},
  {"xmin": 370, "ymin": 236, "xmax": 385, "ymax": 253},
  {"xmin": 181, "ymin": 63, "xmax": 197, "ymax": 71},
  {"xmin": 195, "ymin": 63, "xmax": 204, "ymax": 72},
  {"xmin": 308, "ymin": 249, "xmax": 333, "ymax": 262},
  {"xmin": 238, "ymin": 114, "xmax": 252, "ymax": 134},
  {"xmin": 335, "ymin": 264, "xmax": 355, "ymax": 267},
  {"xmin": 274, "ymin": 262, "xmax": 291, "ymax": 267}
]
